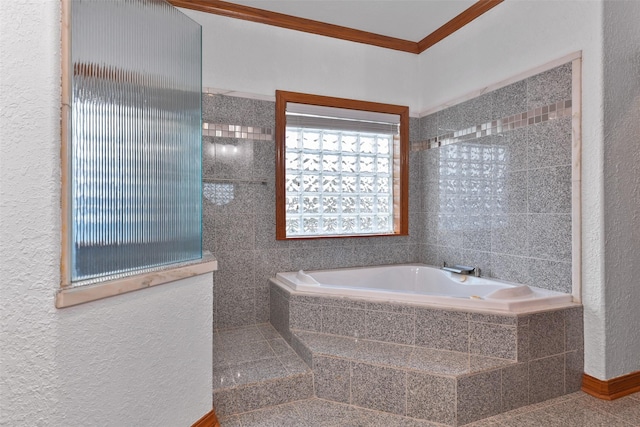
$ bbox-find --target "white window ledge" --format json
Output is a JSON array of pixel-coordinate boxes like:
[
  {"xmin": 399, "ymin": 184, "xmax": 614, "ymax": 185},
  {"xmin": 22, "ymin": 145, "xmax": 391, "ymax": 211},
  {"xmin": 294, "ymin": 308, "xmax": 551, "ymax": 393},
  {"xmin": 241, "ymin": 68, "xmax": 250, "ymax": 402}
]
[{"xmin": 55, "ymin": 252, "xmax": 217, "ymax": 308}]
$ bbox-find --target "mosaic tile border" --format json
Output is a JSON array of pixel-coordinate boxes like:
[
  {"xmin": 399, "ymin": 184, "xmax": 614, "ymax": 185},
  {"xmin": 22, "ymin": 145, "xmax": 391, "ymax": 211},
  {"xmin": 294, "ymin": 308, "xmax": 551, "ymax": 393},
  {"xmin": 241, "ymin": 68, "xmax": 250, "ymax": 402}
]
[
  {"xmin": 203, "ymin": 122, "xmax": 273, "ymax": 141},
  {"xmin": 412, "ymin": 99, "xmax": 572, "ymax": 151}
]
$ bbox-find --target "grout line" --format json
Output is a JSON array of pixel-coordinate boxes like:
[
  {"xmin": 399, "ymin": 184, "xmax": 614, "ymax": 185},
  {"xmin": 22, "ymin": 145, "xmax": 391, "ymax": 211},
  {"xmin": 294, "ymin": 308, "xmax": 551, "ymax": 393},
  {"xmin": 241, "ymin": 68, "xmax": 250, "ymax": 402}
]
[
  {"xmin": 454, "ymin": 371, "xmax": 458, "ymax": 426},
  {"xmin": 527, "ymin": 357, "xmax": 531, "ymax": 412},
  {"xmin": 349, "ymin": 360, "xmax": 353, "ymax": 405},
  {"xmin": 499, "ymin": 368, "xmax": 504, "ymax": 420},
  {"xmin": 404, "ymin": 370, "xmax": 408, "ymax": 417},
  {"xmin": 311, "ymin": 354, "xmax": 317, "ymax": 398}
]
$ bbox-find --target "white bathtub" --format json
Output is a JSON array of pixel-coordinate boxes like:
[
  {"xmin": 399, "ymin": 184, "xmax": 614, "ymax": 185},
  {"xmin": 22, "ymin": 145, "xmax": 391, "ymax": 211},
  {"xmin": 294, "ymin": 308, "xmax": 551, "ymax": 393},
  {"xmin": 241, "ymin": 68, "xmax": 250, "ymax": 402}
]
[{"xmin": 274, "ymin": 264, "xmax": 574, "ymax": 312}]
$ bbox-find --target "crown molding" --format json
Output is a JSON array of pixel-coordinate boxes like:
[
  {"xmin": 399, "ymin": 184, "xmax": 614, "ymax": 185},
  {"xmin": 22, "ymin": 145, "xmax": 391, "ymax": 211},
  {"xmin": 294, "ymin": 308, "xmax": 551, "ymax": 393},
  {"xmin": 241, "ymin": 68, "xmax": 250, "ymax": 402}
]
[
  {"xmin": 417, "ymin": 0, "xmax": 504, "ymax": 53},
  {"xmin": 169, "ymin": 0, "xmax": 419, "ymax": 53},
  {"xmin": 169, "ymin": 0, "xmax": 504, "ymax": 55}
]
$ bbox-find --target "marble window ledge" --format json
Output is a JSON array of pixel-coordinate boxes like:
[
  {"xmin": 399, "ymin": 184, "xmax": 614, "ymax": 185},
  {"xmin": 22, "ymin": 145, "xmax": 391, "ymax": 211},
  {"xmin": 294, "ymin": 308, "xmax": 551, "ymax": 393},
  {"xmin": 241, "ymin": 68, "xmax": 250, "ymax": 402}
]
[{"xmin": 55, "ymin": 252, "xmax": 217, "ymax": 308}]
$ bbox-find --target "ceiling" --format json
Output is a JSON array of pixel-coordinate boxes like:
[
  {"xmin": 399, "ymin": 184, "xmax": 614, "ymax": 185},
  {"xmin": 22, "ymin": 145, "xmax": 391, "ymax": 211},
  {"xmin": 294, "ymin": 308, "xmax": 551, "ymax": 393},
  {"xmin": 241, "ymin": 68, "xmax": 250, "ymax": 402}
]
[{"xmin": 226, "ymin": 0, "xmax": 478, "ymax": 42}]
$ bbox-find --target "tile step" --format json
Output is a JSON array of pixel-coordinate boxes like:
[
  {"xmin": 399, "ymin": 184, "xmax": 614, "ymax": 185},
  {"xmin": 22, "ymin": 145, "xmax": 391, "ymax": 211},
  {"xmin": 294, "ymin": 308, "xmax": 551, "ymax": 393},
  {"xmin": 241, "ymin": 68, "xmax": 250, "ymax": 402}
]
[
  {"xmin": 291, "ymin": 329, "xmax": 516, "ymax": 378},
  {"xmin": 213, "ymin": 323, "xmax": 313, "ymax": 416},
  {"xmin": 213, "ymin": 371, "xmax": 313, "ymax": 417},
  {"xmin": 289, "ymin": 329, "xmax": 579, "ymax": 426}
]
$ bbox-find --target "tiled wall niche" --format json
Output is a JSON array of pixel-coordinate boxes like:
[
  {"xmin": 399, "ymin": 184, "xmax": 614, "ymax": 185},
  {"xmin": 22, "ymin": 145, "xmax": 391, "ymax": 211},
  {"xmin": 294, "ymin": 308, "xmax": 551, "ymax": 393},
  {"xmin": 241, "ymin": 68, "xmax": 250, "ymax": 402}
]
[
  {"xmin": 203, "ymin": 95, "xmax": 421, "ymax": 329},
  {"xmin": 205, "ymin": 61, "xmax": 575, "ymax": 329},
  {"xmin": 417, "ymin": 62, "xmax": 574, "ymax": 294}
]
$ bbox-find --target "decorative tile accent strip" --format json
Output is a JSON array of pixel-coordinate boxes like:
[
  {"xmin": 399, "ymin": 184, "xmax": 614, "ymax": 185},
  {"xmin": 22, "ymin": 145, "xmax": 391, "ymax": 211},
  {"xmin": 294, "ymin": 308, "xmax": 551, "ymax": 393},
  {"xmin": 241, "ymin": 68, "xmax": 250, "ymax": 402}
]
[
  {"xmin": 202, "ymin": 122, "xmax": 273, "ymax": 140},
  {"xmin": 412, "ymin": 99, "xmax": 572, "ymax": 151}
]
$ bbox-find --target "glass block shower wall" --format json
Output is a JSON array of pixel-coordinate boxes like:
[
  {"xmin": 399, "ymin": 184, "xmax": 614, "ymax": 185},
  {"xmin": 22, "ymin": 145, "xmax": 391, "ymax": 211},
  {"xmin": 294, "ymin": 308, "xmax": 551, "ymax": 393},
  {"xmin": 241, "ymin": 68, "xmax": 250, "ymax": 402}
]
[{"xmin": 70, "ymin": 0, "xmax": 202, "ymax": 282}]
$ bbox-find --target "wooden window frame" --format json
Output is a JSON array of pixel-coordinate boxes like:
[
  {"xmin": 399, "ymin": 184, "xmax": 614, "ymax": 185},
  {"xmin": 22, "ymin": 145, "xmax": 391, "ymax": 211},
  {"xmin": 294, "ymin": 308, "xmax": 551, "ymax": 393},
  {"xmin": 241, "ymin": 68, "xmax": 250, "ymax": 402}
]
[{"xmin": 275, "ymin": 90, "xmax": 409, "ymax": 240}]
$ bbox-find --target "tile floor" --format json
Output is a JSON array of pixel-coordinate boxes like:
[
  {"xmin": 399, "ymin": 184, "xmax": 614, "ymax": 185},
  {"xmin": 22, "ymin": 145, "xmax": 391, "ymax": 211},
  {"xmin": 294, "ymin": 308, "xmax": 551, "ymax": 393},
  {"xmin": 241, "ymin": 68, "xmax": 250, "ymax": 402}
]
[{"xmin": 219, "ymin": 390, "xmax": 640, "ymax": 426}]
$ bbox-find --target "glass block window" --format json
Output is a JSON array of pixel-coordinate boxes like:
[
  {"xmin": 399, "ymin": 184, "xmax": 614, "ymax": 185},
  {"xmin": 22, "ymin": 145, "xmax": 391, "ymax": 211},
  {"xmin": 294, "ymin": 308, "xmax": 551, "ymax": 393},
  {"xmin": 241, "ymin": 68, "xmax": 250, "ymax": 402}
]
[
  {"xmin": 66, "ymin": 0, "xmax": 202, "ymax": 284},
  {"xmin": 276, "ymin": 91, "xmax": 409, "ymax": 240},
  {"xmin": 285, "ymin": 127, "xmax": 394, "ymax": 237}
]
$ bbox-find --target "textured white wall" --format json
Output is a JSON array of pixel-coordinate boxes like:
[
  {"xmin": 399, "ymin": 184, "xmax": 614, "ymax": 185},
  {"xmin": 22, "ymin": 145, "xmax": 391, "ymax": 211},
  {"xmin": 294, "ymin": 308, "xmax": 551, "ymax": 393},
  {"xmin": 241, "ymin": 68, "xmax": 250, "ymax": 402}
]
[
  {"xmin": 54, "ymin": 275, "xmax": 213, "ymax": 426},
  {"xmin": 416, "ymin": 1, "xmax": 602, "ymax": 114},
  {"xmin": 417, "ymin": 0, "xmax": 609, "ymax": 380},
  {"xmin": 602, "ymin": 0, "xmax": 640, "ymax": 379},
  {"xmin": 180, "ymin": 9, "xmax": 422, "ymax": 112},
  {"xmin": 1, "ymin": 2, "xmax": 62, "ymax": 423},
  {"xmin": 0, "ymin": 1, "xmax": 213, "ymax": 425}
]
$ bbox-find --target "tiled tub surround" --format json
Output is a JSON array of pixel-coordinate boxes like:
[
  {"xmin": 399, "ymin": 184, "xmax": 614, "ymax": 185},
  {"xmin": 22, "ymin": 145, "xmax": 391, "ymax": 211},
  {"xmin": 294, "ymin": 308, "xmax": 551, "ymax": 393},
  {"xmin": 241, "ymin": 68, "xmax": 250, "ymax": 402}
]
[
  {"xmin": 204, "ymin": 61, "xmax": 576, "ymax": 328},
  {"xmin": 418, "ymin": 62, "xmax": 574, "ymax": 294},
  {"xmin": 202, "ymin": 93, "xmax": 422, "ymax": 330},
  {"xmin": 270, "ymin": 281, "xmax": 583, "ymax": 426}
]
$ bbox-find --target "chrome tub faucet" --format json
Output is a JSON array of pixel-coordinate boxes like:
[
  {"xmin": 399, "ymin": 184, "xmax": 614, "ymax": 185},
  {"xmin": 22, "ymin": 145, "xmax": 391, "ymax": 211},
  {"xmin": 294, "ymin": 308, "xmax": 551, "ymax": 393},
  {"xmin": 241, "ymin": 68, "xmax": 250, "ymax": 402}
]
[{"xmin": 442, "ymin": 261, "xmax": 481, "ymax": 277}]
